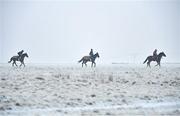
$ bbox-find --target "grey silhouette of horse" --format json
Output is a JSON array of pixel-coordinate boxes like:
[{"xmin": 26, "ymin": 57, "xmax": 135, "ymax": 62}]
[
  {"xmin": 8, "ymin": 53, "xmax": 29, "ymax": 67},
  {"xmin": 78, "ymin": 52, "xmax": 100, "ymax": 67},
  {"xmin": 143, "ymin": 52, "xmax": 166, "ymax": 67}
]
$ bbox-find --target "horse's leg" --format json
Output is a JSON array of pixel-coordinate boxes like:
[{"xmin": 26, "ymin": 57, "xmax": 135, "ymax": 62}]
[
  {"xmin": 81, "ymin": 61, "xmax": 83, "ymax": 67},
  {"xmin": 12, "ymin": 62, "xmax": 14, "ymax": 67},
  {"xmin": 85, "ymin": 61, "xmax": 87, "ymax": 67},
  {"xmin": 20, "ymin": 60, "xmax": 24, "ymax": 67},
  {"xmin": 154, "ymin": 60, "xmax": 159, "ymax": 67},
  {"xmin": 13, "ymin": 60, "xmax": 17, "ymax": 67},
  {"xmin": 83, "ymin": 61, "xmax": 87, "ymax": 67},
  {"xmin": 146, "ymin": 62, "xmax": 149, "ymax": 67},
  {"xmin": 82, "ymin": 61, "xmax": 85, "ymax": 67},
  {"xmin": 15, "ymin": 61, "xmax": 18, "ymax": 67},
  {"xmin": 11, "ymin": 59, "xmax": 15, "ymax": 67},
  {"xmin": 155, "ymin": 61, "xmax": 160, "ymax": 67},
  {"xmin": 147, "ymin": 61, "xmax": 151, "ymax": 68},
  {"xmin": 22, "ymin": 61, "xmax": 25, "ymax": 67},
  {"xmin": 158, "ymin": 62, "xmax": 161, "ymax": 67},
  {"xmin": 19, "ymin": 61, "xmax": 22, "ymax": 67},
  {"xmin": 92, "ymin": 62, "xmax": 96, "ymax": 67},
  {"xmin": 91, "ymin": 62, "xmax": 93, "ymax": 67}
]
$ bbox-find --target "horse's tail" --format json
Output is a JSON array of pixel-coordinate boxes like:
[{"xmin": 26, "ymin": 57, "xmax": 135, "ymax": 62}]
[
  {"xmin": 8, "ymin": 58, "xmax": 12, "ymax": 63},
  {"xmin": 143, "ymin": 57, "xmax": 148, "ymax": 64},
  {"xmin": 78, "ymin": 58, "xmax": 83, "ymax": 63}
]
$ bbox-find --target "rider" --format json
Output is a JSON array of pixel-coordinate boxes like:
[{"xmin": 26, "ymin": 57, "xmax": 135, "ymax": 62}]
[
  {"xmin": 17, "ymin": 50, "xmax": 24, "ymax": 60},
  {"xmin": 153, "ymin": 49, "xmax": 157, "ymax": 60},
  {"xmin": 89, "ymin": 49, "xmax": 94, "ymax": 60}
]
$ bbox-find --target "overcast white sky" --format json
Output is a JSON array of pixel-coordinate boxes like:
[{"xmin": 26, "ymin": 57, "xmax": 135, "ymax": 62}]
[{"xmin": 0, "ymin": 0, "xmax": 179, "ymax": 64}]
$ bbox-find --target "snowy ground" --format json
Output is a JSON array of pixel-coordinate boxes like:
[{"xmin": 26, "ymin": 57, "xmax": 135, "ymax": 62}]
[{"xmin": 0, "ymin": 63, "xmax": 180, "ymax": 116}]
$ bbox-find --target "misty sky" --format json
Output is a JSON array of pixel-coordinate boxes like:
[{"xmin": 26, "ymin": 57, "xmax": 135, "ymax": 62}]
[{"xmin": 0, "ymin": 0, "xmax": 180, "ymax": 64}]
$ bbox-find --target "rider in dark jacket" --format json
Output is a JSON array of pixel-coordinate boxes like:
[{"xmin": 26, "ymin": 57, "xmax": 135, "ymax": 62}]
[
  {"xmin": 153, "ymin": 49, "xmax": 157, "ymax": 60},
  {"xmin": 17, "ymin": 50, "xmax": 24, "ymax": 60},
  {"xmin": 89, "ymin": 49, "xmax": 93, "ymax": 56},
  {"xmin": 89, "ymin": 49, "xmax": 94, "ymax": 60}
]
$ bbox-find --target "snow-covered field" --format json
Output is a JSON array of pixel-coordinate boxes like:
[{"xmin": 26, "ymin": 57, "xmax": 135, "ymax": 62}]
[{"xmin": 0, "ymin": 63, "xmax": 180, "ymax": 116}]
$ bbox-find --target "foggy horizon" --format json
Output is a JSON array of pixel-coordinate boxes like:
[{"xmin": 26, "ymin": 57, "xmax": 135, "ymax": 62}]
[{"xmin": 0, "ymin": 0, "xmax": 180, "ymax": 64}]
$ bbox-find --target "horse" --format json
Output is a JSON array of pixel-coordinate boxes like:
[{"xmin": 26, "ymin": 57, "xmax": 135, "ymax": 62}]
[
  {"xmin": 78, "ymin": 52, "xmax": 100, "ymax": 67},
  {"xmin": 143, "ymin": 52, "xmax": 166, "ymax": 67},
  {"xmin": 8, "ymin": 53, "xmax": 29, "ymax": 67}
]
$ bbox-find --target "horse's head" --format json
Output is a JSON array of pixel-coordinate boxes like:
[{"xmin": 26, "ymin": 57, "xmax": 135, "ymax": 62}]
[
  {"xmin": 23, "ymin": 53, "xmax": 29, "ymax": 58},
  {"xmin": 159, "ymin": 52, "xmax": 166, "ymax": 57},
  {"xmin": 95, "ymin": 52, "xmax": 100, "ymax": 58}
]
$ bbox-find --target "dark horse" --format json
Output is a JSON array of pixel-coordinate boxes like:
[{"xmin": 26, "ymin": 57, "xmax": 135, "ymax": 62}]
[
  {"xmin": 143, "ymin": 52, "xmax": 166, "ymax": 67},
  {"xmin": 8, "ymin": 53, "xmax": 29, "ymax": 67},
  {"xmin": 78, "ymin": 52, "xmax": 100, "ymax": 67}
]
